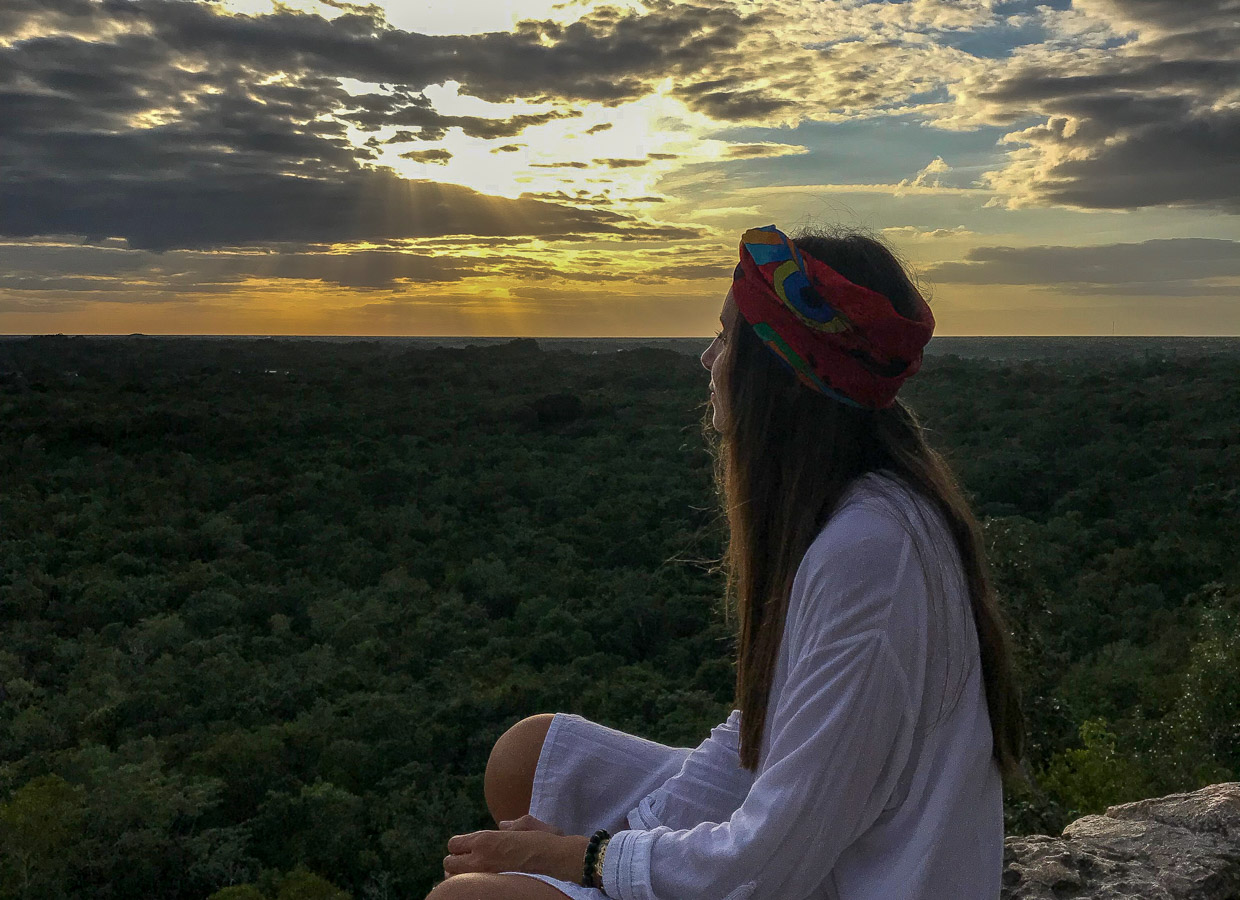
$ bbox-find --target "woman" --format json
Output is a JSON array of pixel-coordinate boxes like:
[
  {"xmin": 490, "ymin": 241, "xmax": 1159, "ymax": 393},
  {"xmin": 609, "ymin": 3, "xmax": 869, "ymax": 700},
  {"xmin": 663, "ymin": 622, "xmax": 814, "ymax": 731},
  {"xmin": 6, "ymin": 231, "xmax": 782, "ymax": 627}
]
[{"xmin": 433, "ymin": 224, "xmax": 1024, "ymax": 900}]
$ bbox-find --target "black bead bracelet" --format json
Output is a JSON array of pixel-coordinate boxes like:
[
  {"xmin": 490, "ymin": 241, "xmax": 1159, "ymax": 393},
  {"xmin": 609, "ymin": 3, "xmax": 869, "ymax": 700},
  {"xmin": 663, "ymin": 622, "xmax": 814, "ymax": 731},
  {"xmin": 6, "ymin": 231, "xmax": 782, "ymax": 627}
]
[{"xmin": 582, "ymin": 828, "xmax": 611, "ymax": 888}]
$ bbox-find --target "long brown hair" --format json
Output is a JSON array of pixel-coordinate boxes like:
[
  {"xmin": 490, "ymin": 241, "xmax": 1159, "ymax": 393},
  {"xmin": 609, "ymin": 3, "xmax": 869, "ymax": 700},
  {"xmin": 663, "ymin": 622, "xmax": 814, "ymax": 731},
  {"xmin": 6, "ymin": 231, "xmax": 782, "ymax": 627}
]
[{"xmin": 709, "ymin": 226, "xmax": 1024, "ymax": 779}]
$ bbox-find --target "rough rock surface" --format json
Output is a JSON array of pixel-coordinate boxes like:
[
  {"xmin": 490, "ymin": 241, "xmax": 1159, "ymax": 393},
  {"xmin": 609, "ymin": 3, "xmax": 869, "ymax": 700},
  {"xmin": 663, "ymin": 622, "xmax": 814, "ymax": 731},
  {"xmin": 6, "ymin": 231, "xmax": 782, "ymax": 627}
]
[{"xmin": 1002, "ymin": 782, "xmax": 1240, "ymax": 899}]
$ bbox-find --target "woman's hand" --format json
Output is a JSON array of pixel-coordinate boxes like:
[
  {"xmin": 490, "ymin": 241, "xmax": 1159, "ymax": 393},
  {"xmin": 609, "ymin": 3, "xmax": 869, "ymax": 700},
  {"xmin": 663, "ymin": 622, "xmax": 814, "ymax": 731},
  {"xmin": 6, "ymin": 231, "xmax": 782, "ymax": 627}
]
[
  {"xmin": 498, "ymin": 814, "xmax": 565, "ymax": 835},
  {"xmin": 443, "ymin": 815, "xmax": 590, "ymax": 884}
]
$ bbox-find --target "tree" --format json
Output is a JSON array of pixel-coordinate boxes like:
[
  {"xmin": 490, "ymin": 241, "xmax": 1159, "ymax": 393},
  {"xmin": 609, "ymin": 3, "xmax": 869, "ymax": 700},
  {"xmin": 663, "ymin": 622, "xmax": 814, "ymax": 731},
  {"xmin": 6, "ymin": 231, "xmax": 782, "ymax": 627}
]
[{"xmin": 0, "ymin": 774, "xmax": 87, "ymax": 900}]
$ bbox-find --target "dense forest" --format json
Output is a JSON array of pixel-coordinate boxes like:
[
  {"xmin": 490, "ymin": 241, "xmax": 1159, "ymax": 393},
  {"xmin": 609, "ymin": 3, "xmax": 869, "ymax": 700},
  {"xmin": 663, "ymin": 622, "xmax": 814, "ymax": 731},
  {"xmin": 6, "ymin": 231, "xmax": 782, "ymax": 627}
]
[{"xmin": 1, "ymin": 335, "xmax": 1238, "ymax": 900}]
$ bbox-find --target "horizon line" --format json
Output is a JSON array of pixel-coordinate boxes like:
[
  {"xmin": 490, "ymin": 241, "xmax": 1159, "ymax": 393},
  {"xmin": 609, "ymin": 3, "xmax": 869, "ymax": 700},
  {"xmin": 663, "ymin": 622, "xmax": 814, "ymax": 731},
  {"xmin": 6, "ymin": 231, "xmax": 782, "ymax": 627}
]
[{"xmin": 4, "ymin": 333, "xmax": 1240, "ymax": 340}]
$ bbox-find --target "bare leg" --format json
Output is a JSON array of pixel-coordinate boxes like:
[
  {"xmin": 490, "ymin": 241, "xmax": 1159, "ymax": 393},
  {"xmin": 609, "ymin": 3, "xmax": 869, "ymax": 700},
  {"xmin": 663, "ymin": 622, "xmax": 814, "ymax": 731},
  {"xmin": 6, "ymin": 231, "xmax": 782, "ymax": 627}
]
[
  {"xmin": 426, "ymin": 872, "xmax": 576, "ymax": 900},
  {"xmin": 484, "ymin": 713, "xmax": 556, "ymax": 825},
  {"xmin": 425, "ymin": 716, "xmax": 569, "ymax": 899}
]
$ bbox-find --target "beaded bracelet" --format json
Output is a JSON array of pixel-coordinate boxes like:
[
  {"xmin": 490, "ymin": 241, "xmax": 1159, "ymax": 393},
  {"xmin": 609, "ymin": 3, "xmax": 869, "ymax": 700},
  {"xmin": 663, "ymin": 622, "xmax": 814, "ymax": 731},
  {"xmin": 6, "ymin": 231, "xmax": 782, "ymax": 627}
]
[
  {"xmin": 582, "ymin": 828, "xmax": 611, "ymax": 888},
  {"xmin": 592, "ymin": 835, "xmax": 611, "ymax": 890}
]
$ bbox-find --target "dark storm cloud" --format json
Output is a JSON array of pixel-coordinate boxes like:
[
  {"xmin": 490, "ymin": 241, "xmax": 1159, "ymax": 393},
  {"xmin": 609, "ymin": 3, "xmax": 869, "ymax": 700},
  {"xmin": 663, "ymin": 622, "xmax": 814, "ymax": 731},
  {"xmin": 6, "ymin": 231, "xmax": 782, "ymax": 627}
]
[
  {"xmin": 978, "ymin": 0, "xmax": 1240, "ymax": 211},
  {"xmin": 0, "ymin": 0, "xmax": 720, "ymax": 250},
  {"xmin": 925, "ymin": 239, "xmax": 1240, "ymax": 295}
]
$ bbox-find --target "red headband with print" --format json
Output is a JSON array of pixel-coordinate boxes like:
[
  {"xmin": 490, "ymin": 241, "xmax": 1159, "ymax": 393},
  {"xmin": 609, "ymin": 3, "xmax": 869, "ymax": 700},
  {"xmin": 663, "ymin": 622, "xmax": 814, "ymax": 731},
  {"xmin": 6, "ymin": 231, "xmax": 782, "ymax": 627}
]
[{"xmin": 731, "ymin": 225, "xmax": 935, "ymax": 409}]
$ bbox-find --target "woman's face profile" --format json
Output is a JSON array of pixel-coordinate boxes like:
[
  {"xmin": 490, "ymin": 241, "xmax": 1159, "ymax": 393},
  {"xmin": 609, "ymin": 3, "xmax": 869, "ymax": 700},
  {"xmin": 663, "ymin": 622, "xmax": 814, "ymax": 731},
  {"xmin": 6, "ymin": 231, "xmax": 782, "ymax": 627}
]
[{"xmin": 701, "ymin": 288, "xmax": 737, "ymax": 432}]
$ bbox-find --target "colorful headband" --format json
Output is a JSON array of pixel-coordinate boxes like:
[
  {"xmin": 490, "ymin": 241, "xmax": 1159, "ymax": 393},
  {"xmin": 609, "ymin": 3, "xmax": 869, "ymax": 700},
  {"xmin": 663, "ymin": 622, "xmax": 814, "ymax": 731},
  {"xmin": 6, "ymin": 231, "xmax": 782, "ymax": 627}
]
[{"xmin": 731, "ymin": 224, "xmax": 934, "ymax": 409}]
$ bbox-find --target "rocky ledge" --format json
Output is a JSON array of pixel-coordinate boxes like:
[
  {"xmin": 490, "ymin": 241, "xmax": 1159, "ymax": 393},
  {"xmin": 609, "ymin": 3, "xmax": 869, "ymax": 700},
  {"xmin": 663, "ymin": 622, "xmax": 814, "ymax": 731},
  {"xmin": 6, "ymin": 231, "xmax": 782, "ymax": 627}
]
[{"xmin": 1002, "ymin": 782, "xmax": 1240, "ymax": 899}]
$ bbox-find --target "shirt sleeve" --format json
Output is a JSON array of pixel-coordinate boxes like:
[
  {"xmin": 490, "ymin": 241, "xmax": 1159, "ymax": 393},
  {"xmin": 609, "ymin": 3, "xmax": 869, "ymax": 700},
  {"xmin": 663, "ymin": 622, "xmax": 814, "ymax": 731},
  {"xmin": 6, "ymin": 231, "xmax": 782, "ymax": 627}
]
[
  {"xmin": 626, "ymin": 709, "xmax": 755, "ymax": 831},
  {"xmin": 601, "ymin": 628, "xmax": 916, "ymax": 900}
]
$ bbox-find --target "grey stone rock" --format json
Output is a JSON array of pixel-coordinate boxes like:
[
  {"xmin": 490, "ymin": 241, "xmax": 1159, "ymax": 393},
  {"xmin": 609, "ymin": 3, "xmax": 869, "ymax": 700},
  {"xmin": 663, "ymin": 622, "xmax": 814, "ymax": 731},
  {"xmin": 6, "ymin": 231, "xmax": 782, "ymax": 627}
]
[{"xmin": 1001, "ymin": 782, "xmax": 1240, "ymax": 899}]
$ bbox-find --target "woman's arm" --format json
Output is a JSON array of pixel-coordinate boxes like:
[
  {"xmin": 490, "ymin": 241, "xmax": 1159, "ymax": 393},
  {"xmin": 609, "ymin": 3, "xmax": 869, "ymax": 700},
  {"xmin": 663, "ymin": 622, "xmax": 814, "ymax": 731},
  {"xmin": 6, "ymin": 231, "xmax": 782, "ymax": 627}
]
[
  {"xmin": 602, "ymin": 630, "xmax": 915, "ymax": 900},
  {"xmin": 602, "ymin": 515, "xmax": 926, "ymax": 900},
  {"xmin": 626, "ymin": 709, "xmax": 754, "ymax": 831}
]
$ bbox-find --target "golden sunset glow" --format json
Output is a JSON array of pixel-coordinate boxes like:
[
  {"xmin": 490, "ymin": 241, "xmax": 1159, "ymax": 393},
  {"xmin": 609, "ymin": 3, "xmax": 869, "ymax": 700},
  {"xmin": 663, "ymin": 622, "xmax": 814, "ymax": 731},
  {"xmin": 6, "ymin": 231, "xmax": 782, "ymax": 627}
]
[{"xmin": 2, "ymin": 0, "xmax": 1237, "ymax": 335}]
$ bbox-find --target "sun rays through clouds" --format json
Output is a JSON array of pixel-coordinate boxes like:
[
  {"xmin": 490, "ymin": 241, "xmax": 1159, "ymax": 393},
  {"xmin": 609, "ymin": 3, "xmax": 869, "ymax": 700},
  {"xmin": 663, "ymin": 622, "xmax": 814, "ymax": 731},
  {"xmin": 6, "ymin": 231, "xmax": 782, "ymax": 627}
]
[{"xmin": 0, "ymin": 0, "xmax": 1237, "ymax": 335}]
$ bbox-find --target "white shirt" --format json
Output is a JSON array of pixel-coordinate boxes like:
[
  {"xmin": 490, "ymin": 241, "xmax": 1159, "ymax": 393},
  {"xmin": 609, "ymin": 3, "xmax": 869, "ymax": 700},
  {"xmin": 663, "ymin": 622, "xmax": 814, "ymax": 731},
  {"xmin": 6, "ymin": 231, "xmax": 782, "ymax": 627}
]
[{"xmin": 600, "ymin": 471, "xmax": 1004, "ymax": 900}]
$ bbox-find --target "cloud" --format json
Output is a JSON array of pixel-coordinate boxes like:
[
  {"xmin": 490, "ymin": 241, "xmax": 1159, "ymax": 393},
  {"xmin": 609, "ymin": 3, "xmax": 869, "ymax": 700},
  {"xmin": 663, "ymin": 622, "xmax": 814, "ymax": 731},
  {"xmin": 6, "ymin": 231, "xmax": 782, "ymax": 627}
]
[
  {"xmin": 963, "ymin": 0, "xmax": 1240, "ymax": 212},
  {"xmin": 398, "ymin": 148, "xmax": 453, "ymax": 164},
  {"xmin": 4, "ymin": 0, "xmax": 1234, "ymax": 305},
  {"xmin": 519, "ymin": 189, "xmax": 616, "ymax": 206},
  {"xmin": 343, "ymin": 97, "xmax": 582, "ymax": 140},
  {"xmin": 1, "ymin": 168, "xmax": 681, "ymax": 250},
  {"xmin": 22, "ymin": 0, "xmax": 977, "ymax": 124},
  {"xmin": 266, "ymin": 250, "xmax": 478, "ymax": 289},
  {"xmin": 581, "ymin": 152, "xmax": 684, "ymax": 169},
  {"xmin": 0, "ymin": 240, "xmax": 486, "ymax": 291},
  {"xmin": 0, "ymin": 0, "xmax": 717, "ymax": 251},
  {"xmin": 868, "ymin": 0, "xmax": 1002, "ymax": 32},
  {"xmin": 898, "ymin": 156, "xmax": 952, "ymax": 189},
  {"xmin": 881, "ymin": 225, "xmax": 977, "ymax": 241},
  {"xmin": 595, "ymin": 157, "xmax": 652, "ymax": 168},
  {"xmin": 10, "ymin": 0, "xmax": 974, "ymax": 128},
  {"xmin": 1072, "ymin": 0, "xmax": 1240, "ymax": 35},
  {"xmin": 924, "ymin": 238, "xmax": 1240, "ymax": 296},
  {"xmin": 723, "ymin": 142, "xmax": 808, "ymax": 158},
  {"xmin": 676, "ymin": 82, "xmax": 796, "ymax": 120},
  {"xmin": 649, "ymin": 263, "xmax": 734, "ymax": 280}
]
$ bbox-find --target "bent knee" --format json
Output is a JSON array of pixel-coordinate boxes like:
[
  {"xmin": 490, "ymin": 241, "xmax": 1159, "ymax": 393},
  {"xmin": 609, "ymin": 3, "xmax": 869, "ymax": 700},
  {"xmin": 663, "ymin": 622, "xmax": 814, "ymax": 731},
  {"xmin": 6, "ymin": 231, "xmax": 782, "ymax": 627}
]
[
  {"xmin": 428, "ymin": 872, "xmax": 568, "ymax": 900},
  {"xmin": 484, "ymin": 713, "xmax": 556, "ymax": 823},
  {"xmin": 503, "ymin": 713, "xmax": 556, "ymax": 748},
  {"xmin": 489, "ymin": 713, "xmax": 556, "ymax": 778},
  {"xmin": 426, "ymin": 872, "xmax": 491, "ymax": 900}
]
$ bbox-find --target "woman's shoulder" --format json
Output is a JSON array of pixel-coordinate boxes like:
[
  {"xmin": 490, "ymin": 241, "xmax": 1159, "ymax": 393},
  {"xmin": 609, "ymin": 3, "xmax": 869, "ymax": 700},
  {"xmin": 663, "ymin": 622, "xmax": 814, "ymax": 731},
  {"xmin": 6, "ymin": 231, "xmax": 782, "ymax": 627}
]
[
  {"xmin": 810, "ymin": 470, "xmax": 934, "ymax": 560},
  {"xmin": 790, "ymin": 470, "xmax": 951, "ymax": 638}
]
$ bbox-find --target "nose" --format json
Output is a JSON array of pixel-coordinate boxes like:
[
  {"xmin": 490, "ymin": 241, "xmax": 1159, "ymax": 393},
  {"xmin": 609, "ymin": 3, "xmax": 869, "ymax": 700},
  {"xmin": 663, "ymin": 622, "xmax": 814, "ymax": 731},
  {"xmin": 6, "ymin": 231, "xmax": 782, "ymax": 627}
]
[{"xmin": 701, "ymin": 341, "xmax": 714, "ymax": 371}]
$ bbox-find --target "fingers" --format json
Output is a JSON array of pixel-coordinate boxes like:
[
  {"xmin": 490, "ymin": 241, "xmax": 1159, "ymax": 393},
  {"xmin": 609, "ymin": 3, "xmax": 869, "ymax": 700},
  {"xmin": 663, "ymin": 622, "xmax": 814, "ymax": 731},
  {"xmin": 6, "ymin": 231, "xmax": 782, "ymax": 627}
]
[
  {"xmin": 444, "ymin": 853, "xmax": 463, "ymax": 879},
  {"xmin": 444, "ymin": 832, "xmax": 475, "ymax": 877},
  {"xmin": 446, "ymin": 831, "xmax": 479, "ymax": 853}
]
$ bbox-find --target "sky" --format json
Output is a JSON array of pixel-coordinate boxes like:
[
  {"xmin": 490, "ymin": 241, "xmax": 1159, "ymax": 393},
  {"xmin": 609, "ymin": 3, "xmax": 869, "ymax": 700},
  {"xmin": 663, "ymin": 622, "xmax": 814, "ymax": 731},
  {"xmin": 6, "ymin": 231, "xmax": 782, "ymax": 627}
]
[{"xmin": 1, "ymin": 0, "xmax": 1238, "ymax": 337}]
